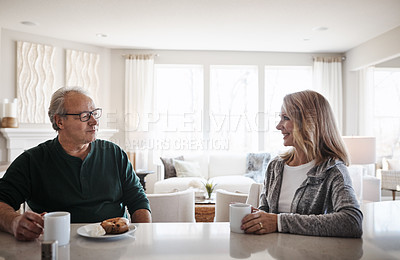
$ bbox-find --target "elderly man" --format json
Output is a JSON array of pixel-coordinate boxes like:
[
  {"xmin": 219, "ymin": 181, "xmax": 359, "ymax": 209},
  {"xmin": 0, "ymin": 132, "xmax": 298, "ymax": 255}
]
[{"xmin": 0, "ymin": 86, "xmax": 151, "ymax": 241}]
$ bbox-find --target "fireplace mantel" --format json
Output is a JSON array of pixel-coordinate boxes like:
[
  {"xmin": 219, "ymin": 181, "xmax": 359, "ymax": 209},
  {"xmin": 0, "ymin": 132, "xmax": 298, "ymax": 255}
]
[{"xmin": 0, "ymin": 126, "xmax": 118, "ymax": 162}]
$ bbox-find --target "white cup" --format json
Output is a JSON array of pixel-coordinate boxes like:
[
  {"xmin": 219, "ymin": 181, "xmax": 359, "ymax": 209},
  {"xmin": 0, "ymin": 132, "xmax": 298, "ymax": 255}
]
[
  {"xmin": 229, "ymin": 203, "xmax": 251, "ymax": 233},
  {"xmin": 44, "ymin": 212, "xmax": 71, "ymax": 246}
]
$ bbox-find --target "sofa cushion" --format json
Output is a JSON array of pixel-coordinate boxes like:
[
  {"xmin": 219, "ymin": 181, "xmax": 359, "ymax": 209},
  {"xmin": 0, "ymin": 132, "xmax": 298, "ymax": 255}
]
[
  {"xmin": 209, "ymin": 176, "xmax": 256, "ymax": 194},
  {"xmin": 154, "ymin": 177, "xmax": 207, "ymax": 193},
  {"xmin": 209, "ymin": 153, "xmax": 247, "ymax": 178},
  {"xmin": 182, "ymin": 153, "xmax": 209, "ymax": 178},
  {"xmin": 174, "ymin": 160, "xmax": 202, "ymax": 177},
  {"xmin": 160, "ymin": 156, "xmax": 184, "ymax": 179},
  {"xmin": 382, "ymin": 158, "xmax": 400, "ymax": 171}
]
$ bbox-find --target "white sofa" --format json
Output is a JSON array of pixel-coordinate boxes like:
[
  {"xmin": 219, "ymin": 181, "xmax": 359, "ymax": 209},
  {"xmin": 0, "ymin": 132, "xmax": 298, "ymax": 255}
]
[
  {"xmin": 153, "ymin": 154, "xmax": 382, "ymax": 204},
  {"xmin": 154, "ymin": 152, "xmax": 257, "ymax": 194}
]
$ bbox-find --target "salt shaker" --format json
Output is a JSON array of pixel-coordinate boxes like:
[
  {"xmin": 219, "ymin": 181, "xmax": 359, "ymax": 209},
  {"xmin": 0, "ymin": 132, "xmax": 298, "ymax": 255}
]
[{"xmin": 41, "ymin": 240, "xmax": 58, "ymax": 260}]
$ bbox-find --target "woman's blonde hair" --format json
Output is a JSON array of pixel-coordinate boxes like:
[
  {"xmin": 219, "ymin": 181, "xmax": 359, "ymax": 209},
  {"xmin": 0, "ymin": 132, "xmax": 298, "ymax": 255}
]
[{"xmin": 280, "ymin": 90, "xmax": 349, "ymax": 166}]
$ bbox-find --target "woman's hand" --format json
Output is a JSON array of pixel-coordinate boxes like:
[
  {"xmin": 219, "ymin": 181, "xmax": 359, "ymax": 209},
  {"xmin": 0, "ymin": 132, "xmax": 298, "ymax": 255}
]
[{"xmin": 241, "ymin": 210, "xmax": 278, "ymax": 235}]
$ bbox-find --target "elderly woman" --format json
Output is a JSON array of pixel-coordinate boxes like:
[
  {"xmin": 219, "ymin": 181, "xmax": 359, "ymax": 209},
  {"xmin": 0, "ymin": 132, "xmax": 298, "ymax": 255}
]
[{"xmin": 241, "ymin": 90, "xmax": 362, "ymax": 237}]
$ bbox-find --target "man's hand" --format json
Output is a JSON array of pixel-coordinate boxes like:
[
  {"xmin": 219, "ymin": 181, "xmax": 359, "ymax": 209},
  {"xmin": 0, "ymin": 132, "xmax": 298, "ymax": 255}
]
[
  {"xmin": 0, "ymin": 202, "xmax": 46, "ymax": 241},
  {"xmin": 11, "ymin": 211, "xmax": 45, "ymax": 241}
]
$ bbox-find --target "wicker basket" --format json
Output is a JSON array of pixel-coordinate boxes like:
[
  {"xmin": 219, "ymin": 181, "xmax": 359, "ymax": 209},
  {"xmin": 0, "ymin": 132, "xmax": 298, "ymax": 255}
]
[{"xmin": 195, "ymin": 204, "xmax": 215, "ymax": 222}]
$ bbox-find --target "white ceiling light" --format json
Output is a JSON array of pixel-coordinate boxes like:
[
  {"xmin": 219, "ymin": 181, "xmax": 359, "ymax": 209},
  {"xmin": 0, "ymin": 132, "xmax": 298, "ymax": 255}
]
[
  {"xmin": 312, "ymin": 26, "xmax": 328, "ymax": 31},
  {"xmin": 20, "ymin": 21, "xmax": 38, "ymax": 26}
]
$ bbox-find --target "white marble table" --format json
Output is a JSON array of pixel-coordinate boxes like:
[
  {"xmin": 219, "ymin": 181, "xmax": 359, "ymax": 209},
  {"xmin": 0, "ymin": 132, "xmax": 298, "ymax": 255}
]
[{"xmin": 0, "ymin": 201, "xmax": 399, "ymax": 260}]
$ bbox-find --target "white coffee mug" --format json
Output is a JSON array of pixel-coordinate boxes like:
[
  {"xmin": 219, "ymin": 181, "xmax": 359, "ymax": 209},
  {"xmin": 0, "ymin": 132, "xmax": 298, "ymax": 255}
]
[
  {"xmin": 44, "ymin": 212, "xmax": 71, "ymax": 246},
  {"xmin": 229, "ymin": 203, "xmax": 251, "ymax": 233}
]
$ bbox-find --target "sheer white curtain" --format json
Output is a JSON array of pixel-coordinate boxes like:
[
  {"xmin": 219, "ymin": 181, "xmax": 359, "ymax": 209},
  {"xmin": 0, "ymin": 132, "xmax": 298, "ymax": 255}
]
[
  {"xmin": 313, "ymin": 57, "xmax": 343, "ymax": 131},
  {"xmin": 125, "ymin": 54, "xmax": 155, "ymax": 170}
]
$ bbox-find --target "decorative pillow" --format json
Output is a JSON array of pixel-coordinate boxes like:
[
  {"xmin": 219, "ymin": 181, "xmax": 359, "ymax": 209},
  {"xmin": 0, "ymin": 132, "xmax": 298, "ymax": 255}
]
[
  {"xmin": 246, "ymin": 153, "xmax": 271, "ymax": 172},
  {"xmin": 160, "ymin": 156, "xmax": 184, "ymax": 179},
  {"xmin": 382, "ymin": 158, "xmax": 389, "ymax": 170},
  {"xmin": 244, "ymin": 170, "xmax": 265, "ymax": 183},
  {"xmin": 384, "ymin": 158, "xmax": 400, "ymax": 170},
  {"xmin": 174, "ymin": 160, "xmax": 202, "ymax": 177},
  {"xmin": 245, "ymin": 153, "xmax": 271, "ymax": 183}
]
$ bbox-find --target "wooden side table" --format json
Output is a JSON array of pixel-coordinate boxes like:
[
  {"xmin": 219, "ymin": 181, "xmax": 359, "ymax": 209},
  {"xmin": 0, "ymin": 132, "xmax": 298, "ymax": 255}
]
[{"xmin": 135, "ymin": 170, "xmax": 155, "ymax": 192}]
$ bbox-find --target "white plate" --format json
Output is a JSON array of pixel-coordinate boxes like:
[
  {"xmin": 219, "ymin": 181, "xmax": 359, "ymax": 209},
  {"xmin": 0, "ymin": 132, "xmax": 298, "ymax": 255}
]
[{"xmin": 77, "ymin": 223, "xmax": 137, "ymax": 239}]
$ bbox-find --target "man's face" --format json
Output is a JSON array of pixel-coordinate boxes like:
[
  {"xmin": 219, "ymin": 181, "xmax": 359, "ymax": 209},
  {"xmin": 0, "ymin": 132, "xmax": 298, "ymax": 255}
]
[{"xmin": 58, "ymin": 92, "xmax": 99, "ymax": 145}]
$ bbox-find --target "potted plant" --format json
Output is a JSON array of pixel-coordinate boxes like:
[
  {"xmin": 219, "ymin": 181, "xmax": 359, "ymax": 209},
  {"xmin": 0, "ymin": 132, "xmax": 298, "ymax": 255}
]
[{"xmin": 203, "ymin": 180, "xmax": 216, "ymax": 199}]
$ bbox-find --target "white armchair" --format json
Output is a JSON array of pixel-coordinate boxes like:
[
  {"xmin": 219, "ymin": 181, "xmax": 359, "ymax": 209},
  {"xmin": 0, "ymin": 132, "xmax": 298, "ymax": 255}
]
[
  {"xmin": 147, "ymin": 189, "xmax": 195, "ymax": 222},
  {"xmin": 348, "ymin": 165, "xmax": 381, "ymax": 203},
  {"xmin": 214, "ymin": 189, "xmax": 248, "ymax": 222},
  {"xmin": 380, "ymin": 171, "xmax": 400, "ymax": 200},
  {"xmin": 245, "ymin": 183, "xmax": 263, "ymax": 208},
  {"xmin": 347, "ymin": 165, "xmax": 363, "ymax": 201},
  {"xmin": 378, "ymin": 158, "xmax": 400, "ymax": 200}
]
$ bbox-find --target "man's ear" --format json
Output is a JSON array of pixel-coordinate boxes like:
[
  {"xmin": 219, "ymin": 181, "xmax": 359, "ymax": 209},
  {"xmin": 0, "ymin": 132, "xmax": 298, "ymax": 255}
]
[{"xmin": 55, "ymin": 115, "xmax": 64, "ymax": 129}]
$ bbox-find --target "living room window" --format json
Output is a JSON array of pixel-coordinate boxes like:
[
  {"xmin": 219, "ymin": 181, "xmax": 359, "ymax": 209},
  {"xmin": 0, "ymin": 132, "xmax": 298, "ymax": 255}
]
[
  {"xmin": 263, "ymin": 66, "xmax": 313, "ymax": 152},
  {"xmin": 153, "ymin": 64, "xmax": 313, "ymax": 153},
  {"xmin": 154, "ymin": 64, "xmax": 204, "ymax": 152},
  {"xmin": 209, "ymin": 65, "xmax": 259, "ymax": 152},
  {"xmin": 372, "ymin": 68, "xmax": 400, "ymax": 158}
]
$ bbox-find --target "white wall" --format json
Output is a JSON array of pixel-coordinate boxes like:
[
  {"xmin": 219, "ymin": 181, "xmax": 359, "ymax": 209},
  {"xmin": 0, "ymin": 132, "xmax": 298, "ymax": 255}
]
[
  {"xmin": 346, "ymin": 26, "xmax": 400, "ymax": 71},
  {"xmin": 0, "ymin": 29, "xmax": 114, "ymax": 161},
  {"xmin": 0, "ymin": 29, "xmax": 112, "ymax": 102},
  {"xmin": 376, "ymin": 57, "xmax": 400, "ymax": 68},
  {"xmin": 343, "ymin": 26, "xmax": 400, "ymax": 135}
]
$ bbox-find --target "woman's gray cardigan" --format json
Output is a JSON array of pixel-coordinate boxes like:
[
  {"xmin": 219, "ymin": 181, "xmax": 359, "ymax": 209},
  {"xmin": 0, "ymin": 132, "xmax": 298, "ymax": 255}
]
[{"xmin": 259, "ymin": 157, "xmax": 363, "ymax": 238}]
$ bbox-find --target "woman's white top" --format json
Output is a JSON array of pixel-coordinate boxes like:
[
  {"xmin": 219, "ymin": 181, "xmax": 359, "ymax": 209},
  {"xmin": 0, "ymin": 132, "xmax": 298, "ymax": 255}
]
[{"xmin": 278, "ymin": 160, "xmax": 315, "ymax": 213}]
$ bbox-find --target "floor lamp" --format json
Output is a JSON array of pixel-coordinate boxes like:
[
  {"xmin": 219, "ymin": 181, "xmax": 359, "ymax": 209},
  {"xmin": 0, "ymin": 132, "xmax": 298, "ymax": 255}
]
[{"xmin": 342, "ymin": 136, "xmax": 377, "ymax": 173}]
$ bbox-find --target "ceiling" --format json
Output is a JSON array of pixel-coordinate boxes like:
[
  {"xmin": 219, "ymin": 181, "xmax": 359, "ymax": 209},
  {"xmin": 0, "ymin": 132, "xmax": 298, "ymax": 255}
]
[{"xmin": 1, "ymin": 0, "xmax": 400, "ymax": 53}]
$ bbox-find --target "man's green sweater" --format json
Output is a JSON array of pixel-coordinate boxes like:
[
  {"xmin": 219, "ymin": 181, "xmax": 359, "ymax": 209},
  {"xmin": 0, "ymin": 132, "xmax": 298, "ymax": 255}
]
[{"xmin": 0, "ymin": 137, "xmax": 150, "ymax": 223}]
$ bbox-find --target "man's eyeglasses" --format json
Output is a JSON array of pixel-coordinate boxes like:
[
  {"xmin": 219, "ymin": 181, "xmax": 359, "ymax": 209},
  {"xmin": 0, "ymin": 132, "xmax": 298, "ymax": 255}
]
[{"xmin": 63, "ymin": 108, "xmax": 102, "ymax": 122}]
